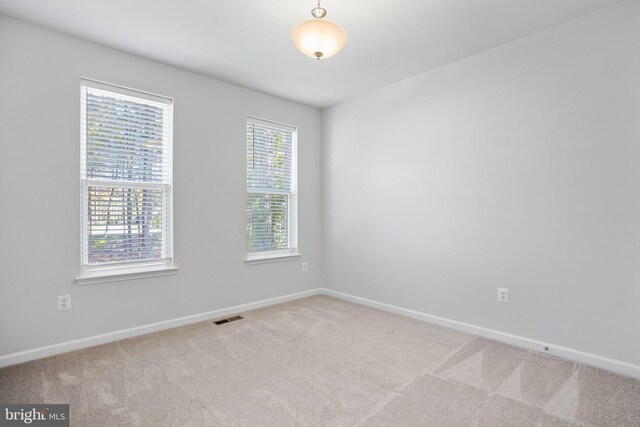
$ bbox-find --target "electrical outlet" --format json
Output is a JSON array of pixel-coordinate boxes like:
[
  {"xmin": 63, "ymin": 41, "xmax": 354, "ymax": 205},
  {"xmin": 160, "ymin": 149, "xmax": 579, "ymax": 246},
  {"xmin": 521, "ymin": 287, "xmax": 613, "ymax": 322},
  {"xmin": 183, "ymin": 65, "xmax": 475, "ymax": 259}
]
[
  {"xmin": 58, "ymin": 295, "xmax": 71, "ymax": 310},
  {"xmin": 301, "ymin": 262, "xmax": 308, "ymax": 272},
  {"xmin": 497, "ymin": 288, "xmax": 508, "ymax": 303}
]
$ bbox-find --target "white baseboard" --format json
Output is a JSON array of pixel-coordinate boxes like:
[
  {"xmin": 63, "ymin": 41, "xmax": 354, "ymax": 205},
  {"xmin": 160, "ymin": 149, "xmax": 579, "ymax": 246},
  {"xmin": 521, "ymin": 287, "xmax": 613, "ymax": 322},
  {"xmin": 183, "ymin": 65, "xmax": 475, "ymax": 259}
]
[
  {"xmin": 2, "ymin": 287, "xmax": 638, "ymax": 379},
  {"xmin": 322, "ymin": 289, "xmax": 640, "ymax": 379},
  {"xmin": 0, "ymin": 288, "xmax": 322, "ymax": 368}
]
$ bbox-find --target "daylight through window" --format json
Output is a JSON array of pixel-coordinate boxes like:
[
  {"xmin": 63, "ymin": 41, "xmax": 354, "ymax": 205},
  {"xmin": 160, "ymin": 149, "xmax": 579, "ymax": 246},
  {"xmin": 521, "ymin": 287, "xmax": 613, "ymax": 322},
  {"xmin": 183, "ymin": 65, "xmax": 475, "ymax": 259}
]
[
  {"xmin": 80, "ymin": 80, "xmax": 173, "ymax": 275},
  {"xmin": 246, "ymin": 118, "xmax": 298, "ymax": 260}
]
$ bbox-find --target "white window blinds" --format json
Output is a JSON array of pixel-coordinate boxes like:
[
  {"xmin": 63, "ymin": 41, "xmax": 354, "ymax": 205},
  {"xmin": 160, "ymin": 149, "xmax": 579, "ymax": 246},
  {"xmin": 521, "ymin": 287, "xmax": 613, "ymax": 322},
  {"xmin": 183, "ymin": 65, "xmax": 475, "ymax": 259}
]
[
  {"xmin": 80, "ymin": 80, "xmax": 173, "ymax": 273},
  {"xmin": 246, "ymin": 118, "xmax": 297, "ymax": 257}
]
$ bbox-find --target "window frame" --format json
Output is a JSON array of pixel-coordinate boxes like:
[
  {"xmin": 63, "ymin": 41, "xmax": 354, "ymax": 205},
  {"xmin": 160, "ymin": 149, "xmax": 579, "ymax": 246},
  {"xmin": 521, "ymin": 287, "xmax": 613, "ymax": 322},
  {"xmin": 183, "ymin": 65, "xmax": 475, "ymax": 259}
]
[
  {"xmin": 245, "ymin": 117, "xmax": 300, "ymax": 265},
  {"xmin": 76, "ymin": 79, "xmax": 177, "ymax": 285}
]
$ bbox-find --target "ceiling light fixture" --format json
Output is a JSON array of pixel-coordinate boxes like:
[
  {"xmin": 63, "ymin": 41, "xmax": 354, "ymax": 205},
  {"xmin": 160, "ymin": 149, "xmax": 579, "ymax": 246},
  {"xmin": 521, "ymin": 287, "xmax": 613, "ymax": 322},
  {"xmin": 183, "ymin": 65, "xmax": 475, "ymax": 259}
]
[{"xmin": 291, "ymin": 0, "xmax": 347, "ymax": 60}]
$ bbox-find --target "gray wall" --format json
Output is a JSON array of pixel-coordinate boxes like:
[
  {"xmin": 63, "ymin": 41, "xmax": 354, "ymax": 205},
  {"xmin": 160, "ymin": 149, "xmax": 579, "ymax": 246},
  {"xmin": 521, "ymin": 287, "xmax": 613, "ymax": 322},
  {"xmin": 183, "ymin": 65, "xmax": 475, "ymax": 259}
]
[
  {"xmin": 0, "ymin": 15, "xmax": 322, "ymax": 356},
  {"xmin": 323, "ymin": 1, "xmax": 640, "ymax": 366}
]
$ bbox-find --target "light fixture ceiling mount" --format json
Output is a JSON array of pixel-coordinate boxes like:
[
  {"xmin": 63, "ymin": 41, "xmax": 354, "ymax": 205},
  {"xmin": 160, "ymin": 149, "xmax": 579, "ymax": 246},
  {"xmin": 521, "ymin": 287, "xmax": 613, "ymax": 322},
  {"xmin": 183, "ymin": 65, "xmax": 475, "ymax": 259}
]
[
  {"xmin": 311, "ymin": 3, "xmax": 327, "ymax": 19},
  {"xmin": 291, "ymin": 0, "xmax": 347, "ymax": 60}
]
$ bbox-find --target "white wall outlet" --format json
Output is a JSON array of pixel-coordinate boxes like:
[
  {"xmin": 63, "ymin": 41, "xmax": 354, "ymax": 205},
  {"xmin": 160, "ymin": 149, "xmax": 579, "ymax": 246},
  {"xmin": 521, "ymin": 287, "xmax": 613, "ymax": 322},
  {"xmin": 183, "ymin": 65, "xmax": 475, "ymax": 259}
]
[
  {"xmin": 301, "ymin": 262, "xmax": 308, "ymax": 272},
  {"xmin": 58, "ymin": 295, "xmax": 71, "ymax": 310},
  {"xmin": 497, "ymin": 288, "xmax": 508, "ymax": 302}
]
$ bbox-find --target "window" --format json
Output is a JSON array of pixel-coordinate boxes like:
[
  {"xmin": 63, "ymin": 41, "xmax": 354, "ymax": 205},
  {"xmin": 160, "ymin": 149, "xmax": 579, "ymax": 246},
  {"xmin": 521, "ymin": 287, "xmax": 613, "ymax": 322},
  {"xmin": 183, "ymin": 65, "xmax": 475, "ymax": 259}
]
[
  {"xmin": 78, "ymin": 79, "xmax": 175, "ymax": 284},
  {"xmin": 246, "ymin": 118, "xmax": 298, "ymax": 263}
]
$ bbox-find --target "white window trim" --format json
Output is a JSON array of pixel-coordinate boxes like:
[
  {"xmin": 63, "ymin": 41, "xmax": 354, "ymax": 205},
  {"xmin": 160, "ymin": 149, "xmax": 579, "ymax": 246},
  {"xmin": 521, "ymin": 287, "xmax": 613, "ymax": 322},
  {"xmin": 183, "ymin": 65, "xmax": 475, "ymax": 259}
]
[
  {"xmin": 245, "ymin": 117, "xmax": 299, "ymax": 265},
  {"xmin": 244, "ymin": 251, "xmax": 302, "ymax": 265},
  {"xmin": 77, "ymin": 78, "xmax": 176, "ymax": 284},
  {"xmin": 76, "ymin": 265, "xmax": 178, "ymax": 286}
]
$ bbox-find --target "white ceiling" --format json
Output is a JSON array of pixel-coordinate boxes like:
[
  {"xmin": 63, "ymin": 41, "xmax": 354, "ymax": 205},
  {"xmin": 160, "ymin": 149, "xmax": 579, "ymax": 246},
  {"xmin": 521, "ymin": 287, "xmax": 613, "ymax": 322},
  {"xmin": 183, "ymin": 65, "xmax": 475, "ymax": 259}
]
[{"xmin": 0, "ymin": 0, "xmax": 625, "ymax": 108}]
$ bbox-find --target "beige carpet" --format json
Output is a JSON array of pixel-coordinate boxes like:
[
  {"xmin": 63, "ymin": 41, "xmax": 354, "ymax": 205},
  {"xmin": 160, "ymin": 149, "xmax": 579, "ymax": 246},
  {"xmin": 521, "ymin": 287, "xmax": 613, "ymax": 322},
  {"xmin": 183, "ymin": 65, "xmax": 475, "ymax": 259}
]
[{"xmin": 1, "ymin": 295, "xmax": 639, "ymax": 426}]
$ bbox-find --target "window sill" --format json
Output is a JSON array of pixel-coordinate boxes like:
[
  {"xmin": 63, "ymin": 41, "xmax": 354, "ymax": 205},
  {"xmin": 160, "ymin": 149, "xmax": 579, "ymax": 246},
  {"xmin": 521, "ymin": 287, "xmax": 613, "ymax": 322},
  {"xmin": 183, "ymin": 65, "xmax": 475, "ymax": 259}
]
[
  {"xmin": 244, "ymin": 253, "xmax": 301, "ymax": 266},
  {"xmin": 76, "ymin": 265, "xmax": 179, "ymax": 285}
]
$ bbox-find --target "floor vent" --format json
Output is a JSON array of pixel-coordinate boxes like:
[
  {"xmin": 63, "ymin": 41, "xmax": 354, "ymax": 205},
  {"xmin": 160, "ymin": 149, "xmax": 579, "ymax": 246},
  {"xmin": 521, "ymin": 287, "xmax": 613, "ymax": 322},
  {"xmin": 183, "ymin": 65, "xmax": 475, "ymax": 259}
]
[{"xmin": 213, "ymin": 315, "xmax": 244, "ymax": 325}]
